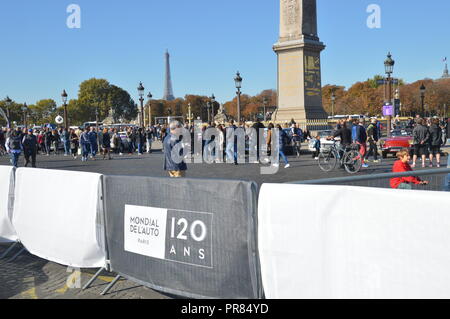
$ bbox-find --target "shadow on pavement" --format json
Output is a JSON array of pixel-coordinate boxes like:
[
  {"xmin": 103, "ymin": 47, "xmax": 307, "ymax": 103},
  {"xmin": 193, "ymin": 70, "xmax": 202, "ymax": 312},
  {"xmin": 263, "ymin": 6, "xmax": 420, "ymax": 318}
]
[{"xmin": 0, "ymin": 244, "xmax": 49, "ymax": 299}]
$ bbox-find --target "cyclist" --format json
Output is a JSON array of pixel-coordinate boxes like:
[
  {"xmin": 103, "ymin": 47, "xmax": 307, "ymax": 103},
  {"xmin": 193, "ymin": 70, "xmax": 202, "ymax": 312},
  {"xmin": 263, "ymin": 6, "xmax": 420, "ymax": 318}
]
[{"xmin": 329, "ymin": 120, "xmax": 352, "ymax": 158}]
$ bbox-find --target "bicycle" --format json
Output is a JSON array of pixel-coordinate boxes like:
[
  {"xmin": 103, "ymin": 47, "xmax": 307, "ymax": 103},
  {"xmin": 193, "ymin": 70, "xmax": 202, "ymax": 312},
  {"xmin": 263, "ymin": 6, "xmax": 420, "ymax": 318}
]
[{"xmin": 318, "ymin": 140, "xmax": 363, "ymax": 174}]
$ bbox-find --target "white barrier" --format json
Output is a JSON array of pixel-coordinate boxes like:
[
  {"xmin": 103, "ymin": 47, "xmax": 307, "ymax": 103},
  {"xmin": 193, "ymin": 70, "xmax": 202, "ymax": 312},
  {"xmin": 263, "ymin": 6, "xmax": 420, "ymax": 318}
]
[
  {"xmin": 12, "ymin": 168, "xmax": 106, "ymax": 268},
  {"xmin": 258, "ymin": 183, "xmax": 450, "ymax": 299},
  {"xmin": 0, "ymin": 166, "xmax": 17, "ymax": 243}
]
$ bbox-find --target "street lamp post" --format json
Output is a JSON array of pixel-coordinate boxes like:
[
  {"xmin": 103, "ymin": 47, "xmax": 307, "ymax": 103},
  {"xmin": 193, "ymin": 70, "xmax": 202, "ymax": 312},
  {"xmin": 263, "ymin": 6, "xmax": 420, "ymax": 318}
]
[
  {"xmin": 188, "ymin": 103, "xmax": 192, "ymax": 126},
  {"xmin": 138, "ymin": 82, "xmax": 145, "ymax": 128},
  {"xmin": 206, "ymin": 102, "xmax": 211, "ymax": 123},
  {"xmin": 5, "ymin": 96, "xmax": 12, "ymax": 128},
  {"xmin": 234, "ymin": 71, "xmax": 242, "ymax": 123},
  {"xmin": 147, "ymin": 92, "xmax": 153, "ymax": 127},
  {"xmin": 420, "ymin": 83, "xmax": 426, "ymax": 118},
  {"xmin": 384, "ymin": 52, "xmax": 395, "ymax": 137},
  {"xmin": 21, "ymin": 103, "xmax": 28, "ymax": 129},
  {"xmin": 263, "ymin": 97, "xmax": 268, "ymax": 122},
  {"xmin": 210, "ymin": 94, "xmax": 216, "ymax": 123},
  {"xmin": 61, "ymin": 90, "xmax": 68, "ymax": 130},
  {"xmin": 331, "ymin": 90, "xmax": 336, "ymax": 118}
]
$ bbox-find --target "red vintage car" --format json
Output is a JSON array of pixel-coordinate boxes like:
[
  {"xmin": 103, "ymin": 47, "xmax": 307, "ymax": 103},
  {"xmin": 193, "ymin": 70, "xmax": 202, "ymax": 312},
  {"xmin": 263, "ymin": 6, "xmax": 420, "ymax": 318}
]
[{"xmin": 379, "ymin": 130, "xmax": 414, "ymax": 158}]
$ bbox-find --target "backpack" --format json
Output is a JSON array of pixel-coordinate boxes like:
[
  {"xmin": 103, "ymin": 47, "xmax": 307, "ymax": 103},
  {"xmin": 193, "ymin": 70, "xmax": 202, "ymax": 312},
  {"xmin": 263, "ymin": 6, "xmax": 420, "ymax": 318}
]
[{"xmin": 10, "ymin": 136, "xmax": 21, "ymax": 150}]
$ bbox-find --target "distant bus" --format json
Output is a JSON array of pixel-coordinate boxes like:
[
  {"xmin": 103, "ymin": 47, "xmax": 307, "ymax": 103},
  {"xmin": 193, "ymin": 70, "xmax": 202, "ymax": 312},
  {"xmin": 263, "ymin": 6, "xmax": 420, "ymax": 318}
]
[{"xmin": 83, "ymin": 121, "xmax": 103, "ymax": 129}]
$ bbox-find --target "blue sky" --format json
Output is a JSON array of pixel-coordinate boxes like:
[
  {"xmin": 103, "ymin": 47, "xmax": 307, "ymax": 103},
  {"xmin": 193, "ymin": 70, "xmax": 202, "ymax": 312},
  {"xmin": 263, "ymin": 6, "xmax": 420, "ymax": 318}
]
[{"xmin": 0, "ymin": 0, "xmax": 448, "ymax": 106}]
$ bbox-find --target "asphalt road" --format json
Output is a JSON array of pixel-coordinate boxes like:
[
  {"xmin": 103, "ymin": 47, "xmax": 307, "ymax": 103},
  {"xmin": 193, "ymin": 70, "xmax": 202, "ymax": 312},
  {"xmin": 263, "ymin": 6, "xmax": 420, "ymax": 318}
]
[
  {"xmin": 0, "ymin": 142, "xmax": 411, "ymax": 186},
  {"xmin": 0, "ymin": 142, "xmax": 448, "ymax": 299}
]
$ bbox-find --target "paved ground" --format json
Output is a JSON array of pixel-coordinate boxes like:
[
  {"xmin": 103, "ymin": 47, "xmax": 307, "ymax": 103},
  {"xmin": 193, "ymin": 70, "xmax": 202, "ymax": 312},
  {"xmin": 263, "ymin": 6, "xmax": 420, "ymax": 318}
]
[
  {"xmin": 0, "ymin": 244, "xmax": 169, "ymax": 299},
  {"xmin": 0, "ymin": 141, "xmax": 427, "ymax": 185},
  {"xmin": 0, "ymin": 141, "xmax": 448, "ymax": 299}
]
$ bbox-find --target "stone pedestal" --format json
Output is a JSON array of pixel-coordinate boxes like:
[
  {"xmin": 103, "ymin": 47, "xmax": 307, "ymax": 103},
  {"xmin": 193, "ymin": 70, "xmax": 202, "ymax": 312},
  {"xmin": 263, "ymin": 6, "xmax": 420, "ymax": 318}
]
[{"xmin": 273, "ymin": 0, "xmax": 328, "ymax": 124}]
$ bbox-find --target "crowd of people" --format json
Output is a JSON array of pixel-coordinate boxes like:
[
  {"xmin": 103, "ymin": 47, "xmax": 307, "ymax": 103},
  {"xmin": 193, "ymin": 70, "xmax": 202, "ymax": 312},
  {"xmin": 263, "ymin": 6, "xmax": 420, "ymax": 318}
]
[
  {"xmin": 1, "ymin": 117, "xmax": 448, "ymax": 182},
  {"xmin": 0, "ymin": 125, "xmax": 164, "ymax": 167}
]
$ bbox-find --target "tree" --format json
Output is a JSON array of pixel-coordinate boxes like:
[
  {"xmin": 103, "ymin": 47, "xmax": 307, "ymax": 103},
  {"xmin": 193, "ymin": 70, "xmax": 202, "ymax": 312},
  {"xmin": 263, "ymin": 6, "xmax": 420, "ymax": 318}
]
[{"xmin": 28, "ymin": 99, "xmax": 57, "ymax": 125}]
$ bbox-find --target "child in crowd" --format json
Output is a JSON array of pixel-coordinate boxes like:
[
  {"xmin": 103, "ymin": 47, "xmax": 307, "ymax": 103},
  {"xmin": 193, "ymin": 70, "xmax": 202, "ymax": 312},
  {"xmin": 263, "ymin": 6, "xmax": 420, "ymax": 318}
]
[
  {"xmin": 312, "ymin": 135, "xmax": 321, "ymax": 160},
  {"xmin": 390, "ymin": 149, "xmax": 429, "ymax": 189}
]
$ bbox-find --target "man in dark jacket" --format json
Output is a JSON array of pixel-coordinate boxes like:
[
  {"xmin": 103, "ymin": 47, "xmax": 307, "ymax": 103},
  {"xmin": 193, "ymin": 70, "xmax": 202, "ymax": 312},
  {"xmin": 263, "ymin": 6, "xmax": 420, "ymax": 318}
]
[
  {"xmin": 164, "ymin": 121, "xmax": 187, "ymax": 178},
  {"xmin": 6, "ymin": 129, "xmax": 23, "ymax": 167},
  {"xmin": 332, "ymin": 121, "xmax": 352, "ymax": 147},
  {"xmin": 252, "ymin": 119, "xmax": 266, "ymax": 162},
  {"xmin": 88, "ymin": 127, "xmax": 98, "ymax": 159},
  {"xmin": 428, "ymin": 118, "xmax": 443, "ymax": 167},
  {"xmin": 365, "ymin": 119, "xmax": 379, "ymax": 163},
  {"xmin": 412, "ymin": 118, "xmax": 430, "ymax": 168},
  {"xmin": 22, "ymin": 129, "xmax": 38, "ymax": 167},
  {"xmin": 44, "ymin": 127, "xmax": 52, "ymax": 155}
]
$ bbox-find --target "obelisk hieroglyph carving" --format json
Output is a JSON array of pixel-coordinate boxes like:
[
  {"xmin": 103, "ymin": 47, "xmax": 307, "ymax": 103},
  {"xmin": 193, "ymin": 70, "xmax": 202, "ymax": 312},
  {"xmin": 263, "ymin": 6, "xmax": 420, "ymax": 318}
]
[{"xmin": 273, "ymin": 0, "xmax": 327, "ymax": 123}]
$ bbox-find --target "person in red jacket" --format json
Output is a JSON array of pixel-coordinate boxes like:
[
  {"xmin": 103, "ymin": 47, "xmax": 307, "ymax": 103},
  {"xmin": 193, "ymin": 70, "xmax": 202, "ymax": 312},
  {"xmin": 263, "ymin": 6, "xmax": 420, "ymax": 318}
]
[{"xmin": 390, "ymin": 149, "xmax": 429, "ymax": 189}]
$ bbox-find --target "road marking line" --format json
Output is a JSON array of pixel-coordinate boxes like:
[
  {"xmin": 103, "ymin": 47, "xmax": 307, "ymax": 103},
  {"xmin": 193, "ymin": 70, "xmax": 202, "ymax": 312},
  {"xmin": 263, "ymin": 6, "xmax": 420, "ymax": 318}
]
[{"xmin": 21, "ymin": 287, "xmax": 38, "ymax": 299}]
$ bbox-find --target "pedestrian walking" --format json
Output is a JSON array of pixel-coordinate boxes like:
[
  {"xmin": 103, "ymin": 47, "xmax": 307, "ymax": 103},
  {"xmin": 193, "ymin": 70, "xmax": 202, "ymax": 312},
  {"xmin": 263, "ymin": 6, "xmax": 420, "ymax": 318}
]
[
  {"xmin": 146, "ymin": 127, "xmax": 153, "ymax": 153},
  {"xmin": 312, "ymin": 135, "xmax": 321, "ymax": 160},
  {"xmin": 274, "ymin": 124, "xmax": 290, "ymax": 168},
  {"xmin": 101, "ymin": 128, "xmax": 112, "ymax": 160},
  {"xmin": 80, "ymin": 128, "xmax": 90, "ymax": 162},
  {"xmin": 88, "ymin": 127, "xmax": 98, "ymax": 159},
  {"xmin": 69, "ymin": 129, "xmax": 79, "ymax": 159},
  {"xmin": 44, "ymin": 128, "xmax": 52, "ymax": 155},
  {"xmin": 225, "ymin": 120, "xmax": 238, "ymax": 164},
  {"xmin": 52, "ymin": 129, "xmax": 60, "ymax": 155},
  {"xmin": 22, "ymin": 129, "xmax": 38, "ymax": 167},
  {"xmin": 352, "ymin": 119, "xmax": 368, "ymax": 168},
  {"xmin": 412, "ymin": 118, "xmax": 430, "ymax": 168},
  {"xmin": 428, "ymin": 118, "xmax": 443, "ymax": 168},
  {"xmin": 5, "ymin": 129, "xmax": 23, "ymax": 167},
  {"xmin": 137, "ymin": 128, "xmax": 145, "ymax": 155},
  {"xmin": 366, "ymin": 118, "xmax": 380, "ymax": 163},
  {"xmin": 61, "ymin": 128, "xmax": 70, "ymax": 156},
  {"xmin": 291, "ymin": 123, "xmax": 303, "ymax": 157},
  {"xmin": 164, "ymin": 121, "xmax": 187, "ymax": 178}
]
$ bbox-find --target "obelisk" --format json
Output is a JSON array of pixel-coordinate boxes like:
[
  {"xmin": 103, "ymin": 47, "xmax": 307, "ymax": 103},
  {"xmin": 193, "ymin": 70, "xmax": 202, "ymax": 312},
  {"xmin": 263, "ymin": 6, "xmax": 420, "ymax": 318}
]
[{"xmin": 273, "ymin": 0, "xmax": 327, "ymax": 123}]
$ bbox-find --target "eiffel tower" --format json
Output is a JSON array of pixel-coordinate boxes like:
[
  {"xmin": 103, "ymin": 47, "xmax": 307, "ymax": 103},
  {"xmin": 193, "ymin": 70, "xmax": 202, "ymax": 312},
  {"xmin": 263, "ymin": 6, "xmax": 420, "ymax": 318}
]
[{"xmin": 163, "ymin": 50, "xmax": 175, "ymax": 101}]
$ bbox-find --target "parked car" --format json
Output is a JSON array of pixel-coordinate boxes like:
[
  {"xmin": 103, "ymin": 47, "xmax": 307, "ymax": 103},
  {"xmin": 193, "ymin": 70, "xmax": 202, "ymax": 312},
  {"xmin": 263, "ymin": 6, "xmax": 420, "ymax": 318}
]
[
  {"xmin": 308, "ymin": 130, "xmax": 336, "ymax": 153},
  {"xmin": 379, "ymin": 129, "xmax": 414, "ymax": 158}
]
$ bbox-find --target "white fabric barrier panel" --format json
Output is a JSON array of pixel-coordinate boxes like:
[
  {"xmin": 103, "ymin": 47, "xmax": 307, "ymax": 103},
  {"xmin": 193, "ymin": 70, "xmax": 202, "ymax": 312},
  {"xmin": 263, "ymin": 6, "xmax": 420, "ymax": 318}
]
[
  {"xmin": 0, "ymin": 166, "xmax": 17, "ymax": 243},
  {"xmin": 258, "ymin": 183, "xmax": 450, "ymax": 299},
  {"xmin": 12, "ymin": 168, "xmax": 106, "ymax": 268}
]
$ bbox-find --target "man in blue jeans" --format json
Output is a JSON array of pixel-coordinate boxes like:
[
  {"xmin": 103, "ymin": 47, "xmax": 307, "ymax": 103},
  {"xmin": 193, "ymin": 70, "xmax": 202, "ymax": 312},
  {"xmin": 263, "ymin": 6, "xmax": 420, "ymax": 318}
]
[
  {"xmin": 61, "ymin": 128, "xmax": 71, "ymax": 156},
  {"xmin": 6, "ymin": 129, "xmax": 23, "ymax": 167},
  {"xmin": 445, "ymin": 155, "xmax": 450, "ymax": 191},
  {"xmin": 88, "ymin": 127, "xmax": 98, "ymax": 159}
]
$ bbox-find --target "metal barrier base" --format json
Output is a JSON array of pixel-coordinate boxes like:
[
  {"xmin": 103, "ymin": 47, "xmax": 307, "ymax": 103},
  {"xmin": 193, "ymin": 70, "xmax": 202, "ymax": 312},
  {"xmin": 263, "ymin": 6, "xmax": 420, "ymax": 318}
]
[
  {"xmin": 0, "ymin": 242, "xmax": 19, "ymax": 260},
  {"xmin": 82, "ymin": 267, "xmax": 106, "ymax": 290},
  {"xmin": 101, "ymin": 275, "xmax": 121, "ymax": 296}
]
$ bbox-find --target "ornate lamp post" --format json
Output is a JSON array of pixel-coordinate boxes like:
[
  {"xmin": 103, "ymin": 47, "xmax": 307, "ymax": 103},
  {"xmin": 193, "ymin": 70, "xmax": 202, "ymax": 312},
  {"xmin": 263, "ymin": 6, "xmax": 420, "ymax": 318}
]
[
  {"xmin": 61, "ymin": 89, "xmax": 68, "ymax": 130},
  {"xmin": 137, "ymin": 82, "xmax": 145, "ymax": 128},
  {"xmin": 234, "ymin": 71, "xmax": 242, "ymax": 123},
  {"xmin": 187, "ymin": 103, "xmax": 192, "ymax": 126},
  {"xmin": 263, "ymin": 97, "xmax": 268, "ymax": 122},
  {"xmin": 331, "ymin": 90, "xmax": 336, "ymax": 118},
  {"xmin": 5, "ymin": 96, "xmax": 12, "ymax": 128},
  {"xmin": 147, "ymin": 92, "xmax": 153, "ymax": 127},
  {"xmin": 420, "ymin": 83, "xmax": 426, "ymax": 118},
  {"xmin": 384, "ymin": 52, "xmax": 395, "ymax": 137},
  {"xmin": 21, "ymin": 103, "xmax": 28, "ymax": 129},
  {"xmin": 206, "ymin": 101, "xmax": 211, "ymax": 123},
  {"xmin": 210, "ymin": 94, "xmax": 216, "ymax": 122}
]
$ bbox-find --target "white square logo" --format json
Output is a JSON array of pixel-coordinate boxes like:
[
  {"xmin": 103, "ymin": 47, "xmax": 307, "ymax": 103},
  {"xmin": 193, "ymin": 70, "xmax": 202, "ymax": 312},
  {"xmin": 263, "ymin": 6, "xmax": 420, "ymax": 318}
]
[{"xmin": 124, "ymin": 205, "xmax": 167, "ymax": 260}]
